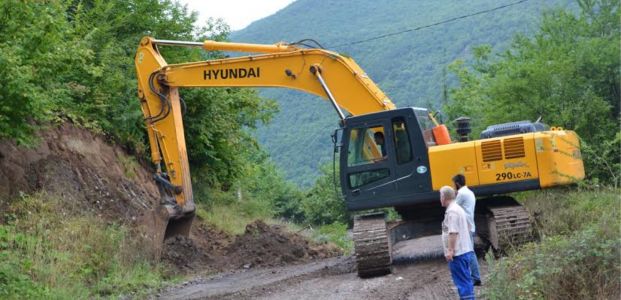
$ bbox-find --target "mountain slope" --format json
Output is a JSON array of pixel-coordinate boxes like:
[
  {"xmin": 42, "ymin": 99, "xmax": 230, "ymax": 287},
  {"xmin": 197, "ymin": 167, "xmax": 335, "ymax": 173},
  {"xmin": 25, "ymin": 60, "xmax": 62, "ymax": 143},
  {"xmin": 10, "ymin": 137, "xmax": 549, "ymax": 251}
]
[{"xmin": 232, "ymin": 0, "xmax": 572, "ymax": 186}]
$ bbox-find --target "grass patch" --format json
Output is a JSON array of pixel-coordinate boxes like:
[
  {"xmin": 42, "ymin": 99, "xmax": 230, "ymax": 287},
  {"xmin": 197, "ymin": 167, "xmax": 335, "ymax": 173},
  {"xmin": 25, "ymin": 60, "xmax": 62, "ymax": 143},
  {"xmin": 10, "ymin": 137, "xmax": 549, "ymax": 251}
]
[
  {"xmin": 0, "ymin": 193, "xmax": 164, "ymax": 299},
  {"xmin": 195, "ymin": 187, "xmax": 354, "ymax": 254},
  {"xmin": 196, "ymin": 203, "xmax": 271, "ymax": 236},
  {"xmin": 310, "ymin": 222, "xmax": 353, "ymax": 255},
  {"xmin": 117, "ymin": 155, "xmax": 139, "ymax": 179},
  {"xmin": 484, "ymin": 188, "xmax": 621, "ymax": 300},
  {"xmin": 195, "ymin": 187, "xmax": 274, "ymax": 235}
]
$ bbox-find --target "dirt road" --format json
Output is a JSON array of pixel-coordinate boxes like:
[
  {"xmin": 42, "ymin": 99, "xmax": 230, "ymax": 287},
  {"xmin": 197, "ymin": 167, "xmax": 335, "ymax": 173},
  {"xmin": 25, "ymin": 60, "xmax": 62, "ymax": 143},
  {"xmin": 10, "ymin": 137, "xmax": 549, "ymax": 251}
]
[{"xmin": 158, "ymin": 254, "xmax": 485, "ymax": 300}]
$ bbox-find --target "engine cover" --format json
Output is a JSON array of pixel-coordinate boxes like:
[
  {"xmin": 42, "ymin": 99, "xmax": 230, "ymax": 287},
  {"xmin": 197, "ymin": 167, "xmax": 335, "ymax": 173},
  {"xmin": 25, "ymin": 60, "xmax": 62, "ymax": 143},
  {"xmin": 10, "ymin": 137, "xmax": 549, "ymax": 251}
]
[{"xmin": 480, "ymin": 121, "xmax": 548, "ymax": 139}]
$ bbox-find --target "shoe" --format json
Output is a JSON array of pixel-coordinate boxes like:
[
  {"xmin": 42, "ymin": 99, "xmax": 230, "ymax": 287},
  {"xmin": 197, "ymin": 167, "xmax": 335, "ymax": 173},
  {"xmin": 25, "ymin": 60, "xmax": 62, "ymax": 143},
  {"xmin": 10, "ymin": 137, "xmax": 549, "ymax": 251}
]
[{"xmin": 473, "ymin": 280, "xmax": 482, "ymax": 286}]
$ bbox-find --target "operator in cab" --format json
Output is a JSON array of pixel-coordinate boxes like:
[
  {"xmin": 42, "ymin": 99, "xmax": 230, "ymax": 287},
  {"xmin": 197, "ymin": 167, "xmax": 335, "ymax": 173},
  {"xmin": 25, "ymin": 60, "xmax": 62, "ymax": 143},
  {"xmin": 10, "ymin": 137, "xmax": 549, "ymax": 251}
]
[{"xmin": 374, "ymin": 131, "xmax": 387, "ymax": 157}]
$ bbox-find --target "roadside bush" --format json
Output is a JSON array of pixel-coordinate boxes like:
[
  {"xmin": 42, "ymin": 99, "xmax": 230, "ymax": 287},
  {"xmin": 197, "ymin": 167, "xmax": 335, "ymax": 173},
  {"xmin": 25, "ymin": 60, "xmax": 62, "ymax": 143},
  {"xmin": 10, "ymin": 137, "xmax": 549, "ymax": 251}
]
[
  {"xmin": 301, "ymin": 164, "xmax": 349, "ymax": 225},
  {"xmin": 311, "ymin": 222, "xmax": 353, "ymax": 254},
  {"xmin": 484, "ymin": 189, "xmax": 621, "ymax": 299}
]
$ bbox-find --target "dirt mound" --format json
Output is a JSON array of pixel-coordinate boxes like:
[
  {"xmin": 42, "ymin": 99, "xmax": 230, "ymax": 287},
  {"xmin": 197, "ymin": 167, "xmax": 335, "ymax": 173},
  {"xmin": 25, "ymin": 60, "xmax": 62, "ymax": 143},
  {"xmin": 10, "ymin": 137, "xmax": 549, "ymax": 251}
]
[
  {"xmin": 162, "ymin": 221, "xmax": 342, "ymax": 275},
  {"xmin": 161, "ymin": 223, "xmax": 233, "ymax": 275},
  {"xmin": 162, "ymin": 235, "xmax": 210, "ymax": 274},
  {"xmin": 0, "ymin": 122, "xmax": 158, "ymax": 223},
  {"xmin": 223, "ymin": 220, "xmax": 342, "ymax": 269}
]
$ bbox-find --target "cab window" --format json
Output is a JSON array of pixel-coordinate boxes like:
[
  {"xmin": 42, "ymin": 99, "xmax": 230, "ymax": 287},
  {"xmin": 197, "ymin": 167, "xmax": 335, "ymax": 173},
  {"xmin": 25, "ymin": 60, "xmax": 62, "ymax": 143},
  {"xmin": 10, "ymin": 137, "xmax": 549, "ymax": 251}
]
[
  {"xmin": 347, "ymin": 125, "xmax": 386, "ymax": 167},
  {"xmin": 347, "ymin": 125, "xmax": 390, "ymax": 189},
  {"xmin": 392, "ymin": 118, "xmax": 412, "ymax": 164},
  {"xmin": 348, "ymin": 169, "xmax": 390, "ymax": 189}
]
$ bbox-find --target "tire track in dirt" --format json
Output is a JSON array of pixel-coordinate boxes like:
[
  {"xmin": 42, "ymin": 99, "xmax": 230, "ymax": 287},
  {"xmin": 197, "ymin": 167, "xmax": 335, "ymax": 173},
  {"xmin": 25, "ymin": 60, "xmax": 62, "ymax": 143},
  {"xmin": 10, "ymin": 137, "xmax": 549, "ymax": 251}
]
[{"xmin": 158, "ymin": 255, "xmax": 487, "ymax": 300}]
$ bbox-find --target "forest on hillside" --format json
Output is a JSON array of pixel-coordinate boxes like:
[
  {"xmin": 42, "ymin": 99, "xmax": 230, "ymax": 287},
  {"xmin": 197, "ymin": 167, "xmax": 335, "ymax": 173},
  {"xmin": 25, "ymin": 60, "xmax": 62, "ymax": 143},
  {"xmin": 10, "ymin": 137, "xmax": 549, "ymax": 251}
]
[{"xmin": 0, "ymin": 0, "xmax": 341, "ymax": 243}]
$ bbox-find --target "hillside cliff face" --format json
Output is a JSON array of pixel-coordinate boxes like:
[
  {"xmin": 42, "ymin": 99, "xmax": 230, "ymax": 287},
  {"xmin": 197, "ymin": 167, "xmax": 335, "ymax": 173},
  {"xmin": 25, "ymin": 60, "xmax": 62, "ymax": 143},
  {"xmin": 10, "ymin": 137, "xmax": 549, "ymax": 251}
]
[
  {"xmin": 232, "ymin": 0, "xmax": 571, "ymax": 186},
  {"xmin": 0, "ymin": 122, "xmax": 159, "ymax": 222}
]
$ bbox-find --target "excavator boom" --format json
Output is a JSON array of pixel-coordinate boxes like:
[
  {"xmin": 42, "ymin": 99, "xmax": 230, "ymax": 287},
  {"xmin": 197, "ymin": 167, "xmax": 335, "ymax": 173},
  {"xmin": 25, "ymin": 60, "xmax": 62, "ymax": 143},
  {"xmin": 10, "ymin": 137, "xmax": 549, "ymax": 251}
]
[{"xmin": 134, "ymin": 36, "xmax": 395, "ymax": 242}]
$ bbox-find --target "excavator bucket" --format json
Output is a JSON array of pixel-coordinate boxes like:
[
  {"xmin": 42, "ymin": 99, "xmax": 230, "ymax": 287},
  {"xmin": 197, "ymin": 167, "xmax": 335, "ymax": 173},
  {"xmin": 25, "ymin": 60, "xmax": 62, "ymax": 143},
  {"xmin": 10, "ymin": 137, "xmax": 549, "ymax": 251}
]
[
  {"xmin": 138, "ymin": 205, "xmax": 195, "ymax": 259},
  {"xmin": 163, "ymin": 210, "xmax": 195, "ymax": 239},
  {"xmin": 152, "ymin": 173, "xmax": 197, "ymax": 241}
]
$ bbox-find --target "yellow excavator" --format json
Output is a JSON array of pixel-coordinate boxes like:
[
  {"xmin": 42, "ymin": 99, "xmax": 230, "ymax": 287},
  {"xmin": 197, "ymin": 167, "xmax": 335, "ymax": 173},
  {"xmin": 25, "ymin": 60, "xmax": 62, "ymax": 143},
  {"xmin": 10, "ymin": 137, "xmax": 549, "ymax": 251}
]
[{"xmin": 134, "ymin": 37, "xmax": 584, "ymax": 277}]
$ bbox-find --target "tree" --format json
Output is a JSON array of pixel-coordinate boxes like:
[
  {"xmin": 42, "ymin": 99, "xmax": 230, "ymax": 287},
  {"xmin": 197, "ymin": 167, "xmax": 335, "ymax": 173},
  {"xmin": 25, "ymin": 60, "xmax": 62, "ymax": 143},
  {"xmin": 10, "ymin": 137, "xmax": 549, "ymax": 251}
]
[
  {"xmin": 0, "ymin": 0, "xmax": 279, "ymax": 189},
  {"xmin": 0, "ymin": 1, "xmax": 90, "ymax": 143},
  {"xmin": 301, "ymin": 163, "xmax": 348, "ymax": 225},
  {"xmin": 446, "ymin": 0, "xmax": 620, "ymax": 184}
]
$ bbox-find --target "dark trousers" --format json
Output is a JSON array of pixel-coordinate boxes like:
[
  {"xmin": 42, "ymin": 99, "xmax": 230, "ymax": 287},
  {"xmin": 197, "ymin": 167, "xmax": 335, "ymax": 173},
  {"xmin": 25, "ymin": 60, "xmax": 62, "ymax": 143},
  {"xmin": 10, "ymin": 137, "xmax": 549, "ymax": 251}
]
[
  {"xmin": 469, "ymin": 232, "xmax": 481, "ymax": 282},
  {"xmin": 449, "ymin": 251, "xmax": 475, "ymax": 300}
]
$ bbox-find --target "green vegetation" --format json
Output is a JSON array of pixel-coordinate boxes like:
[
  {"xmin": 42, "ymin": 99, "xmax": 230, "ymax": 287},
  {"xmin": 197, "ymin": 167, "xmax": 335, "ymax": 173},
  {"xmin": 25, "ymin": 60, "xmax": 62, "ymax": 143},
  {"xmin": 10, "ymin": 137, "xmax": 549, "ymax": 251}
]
[
  {"xmin": 301, "ymin": 164, "xmax": 348, "ymax": 225},
  {"xmin": 447, "ymin": 0, "xmax": 620, "ymax": 185},
  {"xmin": 484, "ymin": 189, "xmax": 620, "ymax": 299},
  {"xmin": 195, "ymin": 187, "xmax": 274, "ymax": 236},
  {"xmin": 441, "ymin": 1, "xmax": 620, "ymax": 298},
  {"xmin": 233, "ymin": 0, "xmax": 573, "ymax": 185},
  {"xmin": 311, "ymin": 222, "xmax": 353, "ymax": 254},
  {"xmin": 0, "ymin": 194, "xmax": 163, "ymax": 298}
]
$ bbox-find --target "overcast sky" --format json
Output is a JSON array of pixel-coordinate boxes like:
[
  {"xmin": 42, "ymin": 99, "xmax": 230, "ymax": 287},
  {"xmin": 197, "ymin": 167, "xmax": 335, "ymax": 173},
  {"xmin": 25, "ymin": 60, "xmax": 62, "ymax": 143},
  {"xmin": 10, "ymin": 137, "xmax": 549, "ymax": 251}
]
[{"xmin": 179, "ymin": 0, "xmax": 296, "ymax": 31}]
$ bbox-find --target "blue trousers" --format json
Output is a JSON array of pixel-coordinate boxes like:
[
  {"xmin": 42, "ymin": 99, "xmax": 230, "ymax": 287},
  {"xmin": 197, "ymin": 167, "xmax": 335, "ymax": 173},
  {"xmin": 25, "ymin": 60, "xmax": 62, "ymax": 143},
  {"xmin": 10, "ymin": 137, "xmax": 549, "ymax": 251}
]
[
  {"xmin": 449, "ymin": 251, "xmax": 475, "ymax": 300},
  {"xmin": 469, "ymin": 232, "xmax": 481, "ymax": 282}
]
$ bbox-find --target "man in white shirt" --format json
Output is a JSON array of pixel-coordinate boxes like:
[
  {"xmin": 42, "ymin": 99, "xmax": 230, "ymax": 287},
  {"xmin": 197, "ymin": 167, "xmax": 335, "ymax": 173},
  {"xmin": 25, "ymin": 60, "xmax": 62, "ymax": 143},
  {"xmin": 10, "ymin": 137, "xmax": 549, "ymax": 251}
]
[
  {"xmin": 453, "ymin": 174, "xmax": 482, "ymax": 286},
  {"xmin": 440, "ymin": 186, "xmax": 475, "ymax": 300}
]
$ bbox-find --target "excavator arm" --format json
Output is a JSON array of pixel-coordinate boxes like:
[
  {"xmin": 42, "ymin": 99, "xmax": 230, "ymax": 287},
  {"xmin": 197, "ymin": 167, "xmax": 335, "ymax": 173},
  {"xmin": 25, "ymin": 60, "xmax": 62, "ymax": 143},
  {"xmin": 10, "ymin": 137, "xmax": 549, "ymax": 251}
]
[{"xmin": 134, "ymin": 36, "xmax": 395, "ymax": 240}]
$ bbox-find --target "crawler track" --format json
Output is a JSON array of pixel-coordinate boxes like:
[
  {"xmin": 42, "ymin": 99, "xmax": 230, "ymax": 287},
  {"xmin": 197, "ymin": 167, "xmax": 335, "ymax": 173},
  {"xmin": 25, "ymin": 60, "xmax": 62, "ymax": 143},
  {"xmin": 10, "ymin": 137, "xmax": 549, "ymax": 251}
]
[
  {"xmin": 477, "ymin": 196, "xmax": 533, "ymax": 251},
  {"xmin": 488, "ymin": 204, "xmax": 532, "ymax": 250},
  {"xmin": 352, "ymin": 213, "xmax": 392, "ymax": 277}
]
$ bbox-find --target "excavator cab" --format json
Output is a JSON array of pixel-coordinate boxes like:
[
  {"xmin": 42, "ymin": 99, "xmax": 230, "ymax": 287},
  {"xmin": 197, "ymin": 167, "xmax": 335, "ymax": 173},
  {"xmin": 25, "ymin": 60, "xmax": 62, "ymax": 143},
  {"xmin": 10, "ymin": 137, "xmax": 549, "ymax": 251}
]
[{"xmin": 339, "ymin": 108, "xmax": 437, "ymax": 211}]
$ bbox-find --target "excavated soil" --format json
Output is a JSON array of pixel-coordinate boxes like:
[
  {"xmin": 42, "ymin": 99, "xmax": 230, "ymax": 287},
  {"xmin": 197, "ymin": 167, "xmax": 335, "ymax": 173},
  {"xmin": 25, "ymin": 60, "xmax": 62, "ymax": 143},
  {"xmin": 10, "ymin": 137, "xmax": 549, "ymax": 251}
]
[
  {"xmin": 224, "ymin": 220, "xmax": 341, "ymax": 268},
  {"xmin": 162, "ymin": 220, "xmax": 342, "ymax": 275}
]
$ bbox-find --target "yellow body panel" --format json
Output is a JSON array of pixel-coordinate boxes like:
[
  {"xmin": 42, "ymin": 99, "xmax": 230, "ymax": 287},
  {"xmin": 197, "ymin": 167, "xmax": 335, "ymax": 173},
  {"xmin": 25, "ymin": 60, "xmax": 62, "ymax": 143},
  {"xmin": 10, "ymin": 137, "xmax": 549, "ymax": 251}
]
[
  {"xmin": 474, "ymin": 134, "xmax": 540, "ymax": 186},
  {"xmin": 428, "ymin": 141, "xmax": 480, "ymax": 190},
  {"xmin": 534, "ymin": 130, "xmax": 585, "ymax": 187},
  {"xmin": 429, "ymin": 130, "xmax": 584, "ymax": 191}
]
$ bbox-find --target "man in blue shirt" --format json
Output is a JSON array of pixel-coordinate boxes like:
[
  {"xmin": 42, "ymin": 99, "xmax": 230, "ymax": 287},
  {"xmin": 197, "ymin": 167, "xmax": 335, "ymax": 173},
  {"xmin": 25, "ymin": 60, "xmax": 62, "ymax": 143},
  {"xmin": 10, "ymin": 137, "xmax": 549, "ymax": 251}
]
[{"xmin": 453, "ymin": 174, "xmax": 482, "ymax": 286}]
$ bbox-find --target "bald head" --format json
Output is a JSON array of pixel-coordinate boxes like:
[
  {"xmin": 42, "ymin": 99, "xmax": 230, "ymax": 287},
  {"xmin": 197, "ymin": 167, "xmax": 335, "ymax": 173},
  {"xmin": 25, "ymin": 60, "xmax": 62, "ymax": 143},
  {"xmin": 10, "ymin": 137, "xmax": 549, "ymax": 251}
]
[{"xmin": 440, "ymin": 185, "xmax": 455, "ymax": 207}]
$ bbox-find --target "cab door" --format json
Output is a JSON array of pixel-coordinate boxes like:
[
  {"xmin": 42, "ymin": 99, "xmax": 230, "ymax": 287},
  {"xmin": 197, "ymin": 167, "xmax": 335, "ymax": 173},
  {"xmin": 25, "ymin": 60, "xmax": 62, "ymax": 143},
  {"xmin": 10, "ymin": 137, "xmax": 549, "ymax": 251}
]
[
  {"xmin": 340, "ymin": 108, "xmax": 434, "ymax": 211},
  {"xmin": 340, "ymin": 119, "xmax": 396, "ymax": 207}
]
